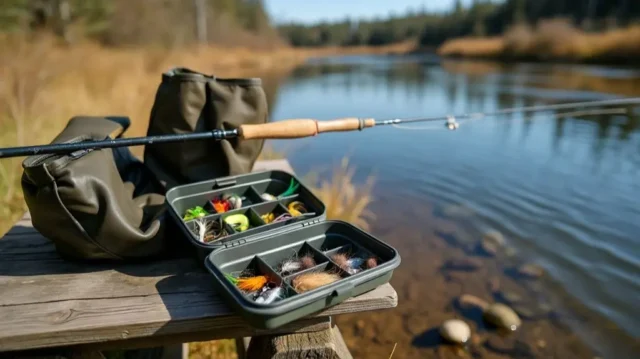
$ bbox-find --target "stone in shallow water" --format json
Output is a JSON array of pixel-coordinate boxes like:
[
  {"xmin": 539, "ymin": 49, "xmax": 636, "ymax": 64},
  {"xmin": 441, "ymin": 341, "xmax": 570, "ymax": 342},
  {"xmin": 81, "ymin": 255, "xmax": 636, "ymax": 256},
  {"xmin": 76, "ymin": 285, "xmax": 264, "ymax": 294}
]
[
  {"xmin": 483, "ymin": 303, "xmax": 522, "ymax": 331},
  {"xmin": 439, "ymin": 319, "xmax": 471, "ymax": 344},
  {"xmin": 496, "ymin": 290, "xmax": 523, "ymax": 304},
  {"xmin": 458, "ymin": 294, "xmax": 489, "ymax": 311},
  {"xmin": 478, "ymin": 229, "xmax": 505, "ymax": 257},
  {"xmin": 517, "ymin": 263, "xmax": 545, "ymax": 279},
  {"xmin": 443, "ymin": 257, "xmax": 483, "ymax": 271},
  {"xmin": 483, "ymin": 230, "xmax": 505, "ymax": 246},
  {"xmin": 479, "ymin": 239, "xmax": 499, "ymax": 256}
]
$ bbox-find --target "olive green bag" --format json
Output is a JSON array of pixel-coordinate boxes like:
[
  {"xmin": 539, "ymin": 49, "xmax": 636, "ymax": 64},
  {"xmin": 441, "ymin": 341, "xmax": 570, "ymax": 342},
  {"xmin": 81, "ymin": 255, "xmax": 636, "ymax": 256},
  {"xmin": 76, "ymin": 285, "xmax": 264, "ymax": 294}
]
[
  {"xmin": 21, "ymin": 116, "xmax": 170, "ymax": 261},
  {"xmin": 144, "ymin": 67, "xmax": 268, "ymax": 189}
]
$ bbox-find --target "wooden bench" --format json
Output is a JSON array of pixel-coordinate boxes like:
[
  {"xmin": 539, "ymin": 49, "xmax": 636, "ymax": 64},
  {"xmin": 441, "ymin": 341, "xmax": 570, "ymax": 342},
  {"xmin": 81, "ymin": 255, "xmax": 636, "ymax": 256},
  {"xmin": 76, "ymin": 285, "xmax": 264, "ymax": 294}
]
[{"xmin": 0, "ymin": 159, "xmax": 398, "ymax": 359}]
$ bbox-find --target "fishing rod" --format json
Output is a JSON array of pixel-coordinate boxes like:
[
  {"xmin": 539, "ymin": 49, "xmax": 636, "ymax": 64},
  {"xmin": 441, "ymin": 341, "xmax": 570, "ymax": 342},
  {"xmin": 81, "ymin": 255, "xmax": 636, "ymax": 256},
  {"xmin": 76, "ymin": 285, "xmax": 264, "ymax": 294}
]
[{"xmin": 1, "ymin": 97, "xmax": 639, "ymax": 159}]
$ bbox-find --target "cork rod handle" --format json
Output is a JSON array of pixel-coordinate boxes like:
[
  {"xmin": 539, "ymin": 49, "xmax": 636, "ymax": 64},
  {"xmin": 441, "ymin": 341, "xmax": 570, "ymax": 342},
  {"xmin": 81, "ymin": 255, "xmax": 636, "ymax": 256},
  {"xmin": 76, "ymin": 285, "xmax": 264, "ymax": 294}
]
[{"xmin": 239, "ymin": 118, "xmax": 376, "ymax": 140}]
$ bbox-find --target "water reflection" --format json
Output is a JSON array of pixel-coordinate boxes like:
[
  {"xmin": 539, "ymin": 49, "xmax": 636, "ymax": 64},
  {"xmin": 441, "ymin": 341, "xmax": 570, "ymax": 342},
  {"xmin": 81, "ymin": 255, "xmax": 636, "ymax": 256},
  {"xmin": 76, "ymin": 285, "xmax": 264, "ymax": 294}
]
[{"xmin": 273, "ymin": 57, "xmax": 640, "ymax": 176}]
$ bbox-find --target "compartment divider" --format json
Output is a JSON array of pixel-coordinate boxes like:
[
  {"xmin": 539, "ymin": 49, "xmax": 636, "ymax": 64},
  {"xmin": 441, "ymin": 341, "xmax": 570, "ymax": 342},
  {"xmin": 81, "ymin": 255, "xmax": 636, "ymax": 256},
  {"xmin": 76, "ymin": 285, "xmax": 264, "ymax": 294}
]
[
  {"xmin": 323, "ymin": 244, "xmax": 354, "ymax": 257},
  {"xmin": 303, "ymin": 241, "xmax": 333, "ymax": 267},
  {"xmin": 250, "ymin": 185, "xmax": 278, "ymax": 203},
  {"xmin": 244, "ymin": 186, "xmax": 265, "ymax": 205},
  {"xmin": 256, "ymin": 256, "xmax": 286, "ymax": 286},
  {"xmin": 249, "ymin": 208, "xmax": 266, "ymax": 226}
]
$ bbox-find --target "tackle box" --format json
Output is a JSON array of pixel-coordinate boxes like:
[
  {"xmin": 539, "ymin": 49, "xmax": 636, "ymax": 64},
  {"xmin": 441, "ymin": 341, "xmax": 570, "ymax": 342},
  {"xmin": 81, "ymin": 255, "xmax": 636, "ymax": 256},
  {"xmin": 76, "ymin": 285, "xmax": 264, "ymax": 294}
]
[{"xmin": 165, "ymin": 170, "xmax": 401, "ymax": 329}]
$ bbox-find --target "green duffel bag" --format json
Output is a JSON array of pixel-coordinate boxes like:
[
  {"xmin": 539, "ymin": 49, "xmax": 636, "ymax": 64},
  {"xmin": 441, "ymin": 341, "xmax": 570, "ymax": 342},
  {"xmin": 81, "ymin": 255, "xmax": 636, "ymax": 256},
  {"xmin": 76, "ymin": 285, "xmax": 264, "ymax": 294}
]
[
  {"xmin": 21, "ymin": 116, "xmax": 171, "ymax": 261},
  {"xmin": 143, "ymin": 67, "xmax": 268, "ymax": 189}
]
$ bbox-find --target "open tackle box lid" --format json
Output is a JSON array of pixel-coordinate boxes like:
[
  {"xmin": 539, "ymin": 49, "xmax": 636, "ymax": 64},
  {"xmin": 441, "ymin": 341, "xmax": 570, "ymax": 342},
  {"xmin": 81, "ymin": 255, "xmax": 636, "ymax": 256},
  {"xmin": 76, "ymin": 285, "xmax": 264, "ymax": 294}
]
[{"xmin": 165, "ymin": 170, "xmax": 401, "ymax": 329}]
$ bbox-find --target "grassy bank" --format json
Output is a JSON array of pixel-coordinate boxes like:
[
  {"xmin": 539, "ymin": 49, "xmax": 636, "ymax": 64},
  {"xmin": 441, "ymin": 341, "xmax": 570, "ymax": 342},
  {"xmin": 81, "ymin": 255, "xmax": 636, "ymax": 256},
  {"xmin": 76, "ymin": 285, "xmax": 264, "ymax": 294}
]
[
  {"xmin": 0, "ymin": 35, "xmax": 384, "ymax": 236},
  {"xmin": 437, "ymin": 19, "xmax": 640, "ymax": 65}
]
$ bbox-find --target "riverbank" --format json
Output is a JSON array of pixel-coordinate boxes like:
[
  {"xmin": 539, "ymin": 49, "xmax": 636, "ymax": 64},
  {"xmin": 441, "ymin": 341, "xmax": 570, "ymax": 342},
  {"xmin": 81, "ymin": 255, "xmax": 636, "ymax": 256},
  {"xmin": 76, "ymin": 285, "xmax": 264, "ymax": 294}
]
[{"xmin": 437, "ymin": 20, "xmax": 640, "ymax": 66}]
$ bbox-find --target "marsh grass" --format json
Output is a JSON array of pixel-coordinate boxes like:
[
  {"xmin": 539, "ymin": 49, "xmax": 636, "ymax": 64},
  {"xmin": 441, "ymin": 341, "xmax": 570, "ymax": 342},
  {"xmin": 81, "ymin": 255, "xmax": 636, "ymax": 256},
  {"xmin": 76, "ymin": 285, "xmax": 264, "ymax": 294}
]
[
  {"xmin": 438, "ymin": 20, "xmax": 640, "ymax": 64},
  {"xmin": 303, "ymin": 157, "xmax": 376, "ymax": 231}
]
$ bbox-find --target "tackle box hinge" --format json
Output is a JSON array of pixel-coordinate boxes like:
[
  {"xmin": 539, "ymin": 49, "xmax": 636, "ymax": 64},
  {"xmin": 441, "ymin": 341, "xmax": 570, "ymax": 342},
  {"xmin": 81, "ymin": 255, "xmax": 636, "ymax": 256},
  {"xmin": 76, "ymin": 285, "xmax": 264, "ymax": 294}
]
[{"xmin": 212, "ymin": 177, "xmax": 237, "ymax": 189}]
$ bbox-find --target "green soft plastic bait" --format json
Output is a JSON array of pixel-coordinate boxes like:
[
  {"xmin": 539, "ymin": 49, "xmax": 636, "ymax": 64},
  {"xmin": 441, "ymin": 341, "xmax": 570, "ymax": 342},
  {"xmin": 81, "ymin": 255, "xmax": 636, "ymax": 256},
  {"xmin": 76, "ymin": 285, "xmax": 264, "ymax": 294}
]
[
  {"xmin": 183, "ymin": 206, "xmax": 208, "ymax": 221},
  {"xmin": 224, "ymin": 214, "xmax": 250, "ymax": 232}
]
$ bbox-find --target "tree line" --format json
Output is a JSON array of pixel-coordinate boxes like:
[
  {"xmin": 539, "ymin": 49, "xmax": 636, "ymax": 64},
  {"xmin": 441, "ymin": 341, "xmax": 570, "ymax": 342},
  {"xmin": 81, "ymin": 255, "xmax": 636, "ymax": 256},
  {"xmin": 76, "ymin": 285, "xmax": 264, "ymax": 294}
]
[
  {"xmin": 277, "ymin": 0, "xmax": 640, "ymax": 48},
  {"xmin": 0, "ymin": 0, "xmax": 281, "ymax": 48}
]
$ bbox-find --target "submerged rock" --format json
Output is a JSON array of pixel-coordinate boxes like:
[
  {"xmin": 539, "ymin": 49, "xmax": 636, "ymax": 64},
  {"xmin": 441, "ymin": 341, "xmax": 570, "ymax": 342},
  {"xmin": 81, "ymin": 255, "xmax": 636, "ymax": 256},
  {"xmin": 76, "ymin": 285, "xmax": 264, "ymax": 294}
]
[
  {"xmin": 480, "ymin": 239, "xmax": 499, "ymax": 256},
  {"xmin": 483, "ymin": 303, "xmax": 522, "ymax": 331},
  {"xmin": 495, "ymin": 290, "xmax": 523, "ymax": 304},
  {"xmin": 458, "ymin": 294, "xmax": 490, "ymax": 311},
  {"xmin": 479, "ymin": 230, "xmax": 505, "ymax": 256},
  {"xmin": 443, "ymin": 257, "xmax": 483, "ymax": 271},
  {"xmin": 517, "ymin": 263, "xmax": 545, "ymax": 279},
  {"xmin": 483, "ymin": 230, "xmax": 505, "ymax": 246},
  {"xmin": 439, "ymin": 319, "xmax": 471, "ymax": 344}
]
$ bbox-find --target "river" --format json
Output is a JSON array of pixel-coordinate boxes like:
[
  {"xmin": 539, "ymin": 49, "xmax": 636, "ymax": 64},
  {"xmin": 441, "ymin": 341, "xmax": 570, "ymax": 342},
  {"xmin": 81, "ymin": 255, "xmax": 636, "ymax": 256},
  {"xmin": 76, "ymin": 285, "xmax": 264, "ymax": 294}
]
[{"xmin": 262, "ymin": 54, "xmax": 640, "ymax": 358}]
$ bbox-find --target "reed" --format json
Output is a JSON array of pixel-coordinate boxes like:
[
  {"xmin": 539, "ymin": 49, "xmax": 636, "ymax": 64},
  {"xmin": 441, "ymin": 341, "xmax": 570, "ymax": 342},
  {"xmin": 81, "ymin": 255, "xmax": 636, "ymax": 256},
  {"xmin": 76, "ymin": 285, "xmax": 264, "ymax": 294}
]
[{"xmin": 303, "ymin": 157, "xmax": 376, "ymax": 231}]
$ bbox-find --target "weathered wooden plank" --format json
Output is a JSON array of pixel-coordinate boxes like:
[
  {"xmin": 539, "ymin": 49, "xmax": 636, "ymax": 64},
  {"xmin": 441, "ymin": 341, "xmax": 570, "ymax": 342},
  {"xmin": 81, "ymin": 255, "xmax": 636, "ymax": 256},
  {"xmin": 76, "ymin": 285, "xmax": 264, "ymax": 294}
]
[
  {"xmin": 76, "ymin": 318, "xmax": 329, "ymax": 352},
  {"xmin": 0, "ymin": 284, "xmax": 396, "ymax": 351},
  {"xmin": 0, "ymin": 160, "xmax": 397, "ymax": 353}
]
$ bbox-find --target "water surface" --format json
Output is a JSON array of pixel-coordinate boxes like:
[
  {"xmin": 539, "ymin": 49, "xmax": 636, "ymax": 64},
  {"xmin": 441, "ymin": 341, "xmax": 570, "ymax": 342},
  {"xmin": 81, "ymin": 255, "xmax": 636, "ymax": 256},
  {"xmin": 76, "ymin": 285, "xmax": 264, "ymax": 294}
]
[{"xmin": 264, "ymin": 55, "xmax": 640, "ymax": 357}]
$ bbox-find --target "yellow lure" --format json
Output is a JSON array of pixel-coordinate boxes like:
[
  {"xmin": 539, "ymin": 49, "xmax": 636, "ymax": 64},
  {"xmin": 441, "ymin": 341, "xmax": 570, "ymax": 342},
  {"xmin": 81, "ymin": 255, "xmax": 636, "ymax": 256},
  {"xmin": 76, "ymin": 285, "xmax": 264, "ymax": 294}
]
[{"xmin": 224, "ymin": 214, "xmax": 250, "ymax": 232}]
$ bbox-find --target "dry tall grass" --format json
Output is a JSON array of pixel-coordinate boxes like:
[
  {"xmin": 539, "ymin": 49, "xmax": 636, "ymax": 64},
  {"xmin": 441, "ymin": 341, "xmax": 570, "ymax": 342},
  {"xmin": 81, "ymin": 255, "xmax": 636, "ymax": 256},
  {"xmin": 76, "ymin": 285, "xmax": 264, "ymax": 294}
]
[
  {"xmin": 438, "ymin": 19, "xmax": 640, "ymax": 64},
  {"xmin": 304, "ymin": 157, "xmax": 376, "ymax": 231}
]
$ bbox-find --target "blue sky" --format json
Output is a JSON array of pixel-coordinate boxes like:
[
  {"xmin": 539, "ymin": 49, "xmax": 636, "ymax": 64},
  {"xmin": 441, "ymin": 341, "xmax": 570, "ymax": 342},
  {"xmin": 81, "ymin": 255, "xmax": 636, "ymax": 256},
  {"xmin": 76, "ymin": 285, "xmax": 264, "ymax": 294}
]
[{"xmin": 265, "ymin": 0, "xmax": 476, "ymax": 24}]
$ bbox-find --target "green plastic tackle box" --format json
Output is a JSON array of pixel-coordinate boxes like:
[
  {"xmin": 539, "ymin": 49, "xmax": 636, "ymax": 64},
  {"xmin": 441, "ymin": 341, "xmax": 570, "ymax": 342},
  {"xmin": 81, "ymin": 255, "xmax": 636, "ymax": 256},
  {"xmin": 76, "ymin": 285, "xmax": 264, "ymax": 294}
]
[{"xmin": 165, "ymin": 170, "xmax": 401, "ymax": 329}]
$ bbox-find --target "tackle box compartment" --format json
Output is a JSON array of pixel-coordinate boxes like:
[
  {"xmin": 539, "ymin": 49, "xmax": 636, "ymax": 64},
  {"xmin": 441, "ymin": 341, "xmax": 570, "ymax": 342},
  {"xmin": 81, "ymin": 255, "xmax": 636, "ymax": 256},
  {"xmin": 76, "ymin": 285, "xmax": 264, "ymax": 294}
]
[
  {"xmin": 166, "ymin": 170, "xmax": 327, "ymax": 260},
  {"xmin": 165, "ymin": 170, "xmax": 401, "ymax": 329}
]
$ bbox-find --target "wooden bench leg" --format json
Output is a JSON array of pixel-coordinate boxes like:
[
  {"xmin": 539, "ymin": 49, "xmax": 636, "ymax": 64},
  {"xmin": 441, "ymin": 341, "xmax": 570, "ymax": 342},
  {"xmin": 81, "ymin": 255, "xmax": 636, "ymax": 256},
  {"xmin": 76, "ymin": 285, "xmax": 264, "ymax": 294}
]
[
  {"xmin": 245, "ymin": 318, "xmax": 352, "ymax": 359},
  {"xmin": 235, "ymin": 337, "xmax": 251, "ymax": 359}
]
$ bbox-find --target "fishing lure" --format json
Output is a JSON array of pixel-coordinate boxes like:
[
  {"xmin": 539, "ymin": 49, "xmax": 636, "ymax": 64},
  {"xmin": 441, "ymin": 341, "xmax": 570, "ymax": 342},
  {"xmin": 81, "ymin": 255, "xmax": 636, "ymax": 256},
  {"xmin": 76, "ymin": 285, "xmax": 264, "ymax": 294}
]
[
  {"xmin": 261, "ymin": 193, "xmax": 277, "ymax": 202},
  {"xmin": 292, "ymin": 272, "xmax": 341, "ymax": 293},
  {"xmin": 211, "ymin": 194, "xmax": 243, "ymax": 214},
  {"xmin": 331, "ymin": 253, "xmax": 364, "ymax": 274},
  {"xmin": 300, "ymin": 255, "xmax": 317, "ymax": 269},
  {"xmin": 223, "ymin": 193, "xmax": 243, "ymax": 210},
  {"xmin": 287, "ymin": 201, "xmax": 307, "ymax": 217},
  {"xmin": 212, "ymin": 200, "xmax": 229, "ymax": 213},
  {"xmin": 278, "ymin": 179, "xmax": 300, "ymax": 198},
  {"xmin": 274, "ymin": 213, "xmax": 293, "ymax": 222},
  {"xmin": 278, "ymin": 259, "xmax": 303, "ymax": 275},
  {"xmin": 225, "ymin": 274, "xmax": 268, "ymax": 292},
  {"xmin": 193, "ymin": 218, "xmax": 227, "ymax": 243},
  {"xmin": 183, "ymin": 206, "xmax": 208, "ymax": 221},
  {"xmin": 254, "ymin": 286, "xmax": 285, "ymax": 304},
  {"xmin": 224, "ymin": 214, "xmax": 250, "ymax": 232},
  {"xmin": 261, "ymin": 212, "xmax": 275, "ymax": 224}
]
